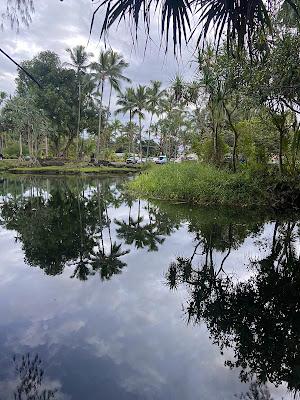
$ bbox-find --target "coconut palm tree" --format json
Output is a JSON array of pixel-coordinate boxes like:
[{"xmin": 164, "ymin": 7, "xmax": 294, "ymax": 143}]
[
  {"xmin": 110, "ymin": 118, "xmax": 123, "ymax": 139},
  {"xmin": 65, "ymin": 45, "xmax": 93, "ymax": 156},
  {"xmin": 0, "ymin": 91, "xmax": 7, "ymax": 106},
  {"xmin": 91, "ymin": 50, "xmax": 112, "ymax": 157},
  {"xmin": 106, "ymin": 50, "xmax": 131, "ymax": 123},
  {"xmin": 91, "ymin": 49, "xmax": 130, "ymax": 157},
  {"xmin": 115, "ymin": 87, "xmax": 138, "ymax": 158},
  {"xmin": 146, "ymin": 81, "xmax": 165, "ymax": 160}
]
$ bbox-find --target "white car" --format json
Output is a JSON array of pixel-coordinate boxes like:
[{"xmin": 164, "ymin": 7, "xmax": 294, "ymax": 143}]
[
  {"xmin": 156, "ymin": 155, "xmax": 168, "ymax": 164},
  {"xmin": 126, "ymin": 157, "xmax": 137, "ymax": 164}
]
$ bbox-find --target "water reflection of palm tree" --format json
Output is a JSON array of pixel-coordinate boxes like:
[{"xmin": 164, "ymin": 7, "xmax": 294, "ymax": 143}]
[
  {"xmin": 0, "ymin": 178, "xmax": 130, "ymax": 283},
  {"xmin": 88, "ymin": 183, "xmax": 130, "ymax": 280},
  {"xmin": 70, "ymin": 183, "xmax": 94, "ymax": 280},
  {"xmin": 12, "ymin": 353, "xmax": 57, "ymax": 400},
  {"xmin": 91, "ymin": 242, "xmax": 129, "ymax": 280},
  {"xmin": 115, "ymin": 199, "xmax": 166, "ymax": 252}
]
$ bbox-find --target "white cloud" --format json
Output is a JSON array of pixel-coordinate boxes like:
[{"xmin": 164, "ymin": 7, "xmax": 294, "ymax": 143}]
[{"xmin": 0, "ymin": 0, "xmax": 195, "ymax": 97}]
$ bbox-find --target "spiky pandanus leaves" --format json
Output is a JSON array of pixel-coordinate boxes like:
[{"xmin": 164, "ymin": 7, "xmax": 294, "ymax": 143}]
[{"xmin": 93, "ymin": 0, "xmax": 300, "ymax": 53}]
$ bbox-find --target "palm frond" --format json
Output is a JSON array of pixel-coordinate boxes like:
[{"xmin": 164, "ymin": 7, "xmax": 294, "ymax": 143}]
[{"xmin": 92, "ymin": 0, "xmax": 300, "ymax": 53}]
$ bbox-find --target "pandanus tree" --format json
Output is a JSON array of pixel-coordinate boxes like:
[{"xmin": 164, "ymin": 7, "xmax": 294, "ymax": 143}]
[
  {"xmin": 4, "ymin": 1, "xmax": 300, "ymax": 54},
  {"xmin": 65, "ymin": 45, "xmax": 93, "ymax": 156},
  {"xmin": 96, "ymin": 0, "xmax": 300, "ymax": 54}
]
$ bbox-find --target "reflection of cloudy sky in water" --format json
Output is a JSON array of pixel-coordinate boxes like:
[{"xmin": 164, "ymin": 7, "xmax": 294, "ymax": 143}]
[{"xmin": 0, "ymin": 178, "xmax": 293, "ymax": 400}]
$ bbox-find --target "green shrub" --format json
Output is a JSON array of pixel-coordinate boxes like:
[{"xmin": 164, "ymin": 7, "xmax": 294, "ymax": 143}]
[{"xmin": 129, "ymin": 162, "xmax": 270, "ymax": 207}]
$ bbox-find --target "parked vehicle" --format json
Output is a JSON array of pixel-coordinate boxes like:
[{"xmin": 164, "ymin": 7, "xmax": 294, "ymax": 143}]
[
  {"xmin": 185, "ymin": 153, "xmax": 198, "ymax": 161},
  {"xmin": 126, "ymin": 157, "xmax": 137, "ymax": 164},
  {"xmin": 156, "ymin": 155, "xmax": 168, "ymax": 164},
  {"xmin": 137, "ymin": 158, "xmax": 147, "ymax": 164}
]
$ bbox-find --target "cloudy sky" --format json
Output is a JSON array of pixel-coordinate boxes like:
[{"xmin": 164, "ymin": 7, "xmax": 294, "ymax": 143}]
[{"xmin": 0, "ymin": 0, "xmax": 197, "ymax": 97}]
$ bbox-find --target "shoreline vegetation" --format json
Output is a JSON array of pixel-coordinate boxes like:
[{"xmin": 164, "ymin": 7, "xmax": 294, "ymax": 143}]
[
  {"xmin": 0, "ymin": 159, "xmax": 141, "ymax": 175},
  {"xmin": 129, "ymin": 163, "xmax": 300, "ymax": 210}
]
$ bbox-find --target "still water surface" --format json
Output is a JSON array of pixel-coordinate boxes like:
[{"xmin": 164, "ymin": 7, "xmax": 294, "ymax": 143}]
[{"xmin": 0, "ymin": 175, "xmax": 298, "ymax": 399}]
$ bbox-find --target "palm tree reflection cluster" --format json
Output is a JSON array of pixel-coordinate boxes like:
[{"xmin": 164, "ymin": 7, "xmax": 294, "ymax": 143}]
[
  {"xmin": 166, "ymin": 218, "xmax": 300, "ymax": 393},
  {"xmin": 12, "ymin": 353, "xmax": 57, "ymax": 400},
  {"xmin": 0, "ymin": 176, "xmax": 175, "ymax": 281},
  {"xmin": 8, "ymin": 352, "xmax": 272, "ymax": 400}
]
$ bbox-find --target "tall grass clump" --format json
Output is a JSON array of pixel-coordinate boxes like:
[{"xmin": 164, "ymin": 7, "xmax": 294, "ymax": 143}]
[{"xmin": 129, "ymin": 162, "xmax": 269, "ymax": 207}]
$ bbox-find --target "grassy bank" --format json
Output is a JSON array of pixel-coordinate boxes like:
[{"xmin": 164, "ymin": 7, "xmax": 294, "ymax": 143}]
[
  {"xmin": 129, "ymin": 162, "xmax": 300, "ymax": 208},
  {"xmin": 0, "ymin": 159, "xmax": 27, "ymax": 172},
  {"xmin": 0, "ymin": 160, "xmax": 141, "ymax": 175},
  {"xmin": 8, "ymin": 165, "xmax": 138, "ymax": 175}
]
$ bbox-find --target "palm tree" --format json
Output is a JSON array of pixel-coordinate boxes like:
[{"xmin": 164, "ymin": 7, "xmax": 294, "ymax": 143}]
[
  {"xmin": 0, "ymin": 91, "xmax": 7, "ymax": 106},
  {"xmin": 91, "ymin": 49, "xmax": 130, "ymax": 157},
  {"xmin": 110, "ymin": 119, "xmax": 123, "ymax": 139},
  {"xmin": 91, "ymin": 50, "xmax": 112, "ymax": 157},
  {"xmin": 146, "ymin": 81, "xmax": 165, "ymax": 160},
  {"xmin": 106, "ymin": 50, "xmax": 131, "ymax": 123},
  {"xmin": 65, "ymin": 45, "xmax": 93, "ymax": 156},
  {"xmin": 132, "ymin": 85, "xmax": 148, "ymax": 161},
  {"xmin": 115, "ymin": 87, "xmax": 138, "ymax": 158},
  {"xmin": 170, "ymin": 74, "xmax": 186, "ymax": 103}
]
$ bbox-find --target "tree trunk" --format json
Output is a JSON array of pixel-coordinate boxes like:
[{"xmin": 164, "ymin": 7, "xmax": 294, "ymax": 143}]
[
  {"xmin": 105, "ymin": 84, "xmax": 113, "ymax": 149},
  {"xmin": 28, "ymin": 131, "xmax": 32, "ymax": 158},
  {"xmin": 146, "ymin": 114, "xmax": 153, "ymax": 161},
  {"xmin": 213, "ymin": 122, "xmax": 218, "ymax": 162},
  {"xmin": 45, "ymin": 135, "xmax": 48, "ymax": 157},
  {"xmin": 232, "ymin": 131, "xmax": 238, "ymax": 173},
  {"xmin": 224, "ymin": 102, "xmax": 239, "ymax": 172},
  {"xmin": 139, "ymin": 114, "xmax": 142, "ymax": 161},
  {"xmin": 97, "ymin": 79, "xmax": 105, "ymax": 158},
  {"xmin": 35, "ymin": 138, "xmax": 38, "ymax": 158},
  {"xmin": 279, "ymin": 130, "xmax": 284, "ymax": 175},
  {"xmin": 63, "ymin": 137, "xmax": 74, "ymax": 156},
  {"xmin": 107, "ymin": 84, "xmax": 112, "ymax": 122},
  {"xmin": 19, "ymin": 133, "xmax": 23, "ymax": 158},
  {"xmin": 76, "ymin": 78, "xmax": 82, "ymax": 158}
]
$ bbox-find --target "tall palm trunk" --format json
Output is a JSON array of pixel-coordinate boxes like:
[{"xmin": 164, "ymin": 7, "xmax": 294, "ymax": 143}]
[
  {"xmin": 76, "ymin": 77, "xmax": 82, "ymax": 158},
  {"xmin": 107, "ymin": 84, "xmax": 113, "ymax": 121},
  {"xmin": 146, "ymin": 114, "xmax": 153, "ymax": 161},
  {"xmin": 106, "ymin": 84, "xmax": 113, "ymax": 149},
  {"xmin": 130, "ymin": 111, "xmax": 136, "ymax": 161},
  {"xmin": 97, "ymin": 79, "xmax": 105, "ymax": 158},
  {"xmin": 139, "ymin": 114, "xmax": 142, "ymax": 161}
]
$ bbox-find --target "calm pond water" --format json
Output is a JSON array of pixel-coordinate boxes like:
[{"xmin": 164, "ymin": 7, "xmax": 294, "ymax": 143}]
[{"xmin": 0, "ymin": 174, "xmax": 298, "ymax": 400}]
